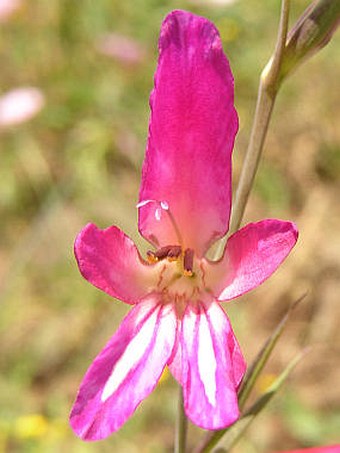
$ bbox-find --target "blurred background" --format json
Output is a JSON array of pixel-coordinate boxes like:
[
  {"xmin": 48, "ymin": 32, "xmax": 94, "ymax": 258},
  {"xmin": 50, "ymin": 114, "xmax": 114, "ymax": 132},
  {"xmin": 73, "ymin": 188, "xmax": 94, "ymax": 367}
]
[{"xmin": 0, "ymin": 0, "xmax": 339, "ymax": 452}]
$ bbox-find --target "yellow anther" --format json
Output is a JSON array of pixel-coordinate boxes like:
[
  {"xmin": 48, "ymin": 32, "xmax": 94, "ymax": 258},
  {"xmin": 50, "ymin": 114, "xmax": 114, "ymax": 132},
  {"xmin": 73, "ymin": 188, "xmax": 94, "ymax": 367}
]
[
  {"xmin": 183, "ymin": 269, "xmax": 194, "ymax": 277},
  {"xmin": 147, "ymin": 251, "xmax": 158, "ymax": 264},
  {"xmin": 167, "ymin": 256, "xmax": 178, "ymax": 262}
]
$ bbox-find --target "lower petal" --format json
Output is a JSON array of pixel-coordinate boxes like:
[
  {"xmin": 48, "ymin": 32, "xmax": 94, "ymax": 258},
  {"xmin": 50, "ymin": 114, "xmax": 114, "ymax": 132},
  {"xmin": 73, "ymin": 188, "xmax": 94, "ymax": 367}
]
[
  {"xmin": 176, "ymin": 301, "xmax": 246, "ymax": 430},
  {"xmin": 70, "ymin": 296, "xmax": 177, "ymax": 440}
]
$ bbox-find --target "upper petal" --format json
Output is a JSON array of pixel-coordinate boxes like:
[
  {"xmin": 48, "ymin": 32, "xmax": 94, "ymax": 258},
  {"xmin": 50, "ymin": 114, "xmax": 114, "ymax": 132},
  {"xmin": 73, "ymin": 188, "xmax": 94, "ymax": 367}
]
[
  {"xmin": 70, "ymin": 296, "xmax": 177, "ymax": 440},
  {"xmin": 74, "ymin": 223, "xmax": 157, "ymax": 304},
  {"xmin": 207, "ymin": 219, "xmax": 298, "ymax": 301},
  {"xmin": 138, "ymin": 10, "xmax": 238, "ymax": 256},
  {"xmin": 174, "ymin": 301, "xmax": 246, "ymax": 430}
]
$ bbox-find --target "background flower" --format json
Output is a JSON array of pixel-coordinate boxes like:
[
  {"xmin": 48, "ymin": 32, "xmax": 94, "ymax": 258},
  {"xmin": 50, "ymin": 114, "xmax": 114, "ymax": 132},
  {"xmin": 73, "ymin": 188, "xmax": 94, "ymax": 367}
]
[
  {"xmin": 0, "ymin": 0, "xmax": 21, "ymax": 22},
  {"xmin": 0, "ymin": 87, "xmax": 45, "ymax": 128}
]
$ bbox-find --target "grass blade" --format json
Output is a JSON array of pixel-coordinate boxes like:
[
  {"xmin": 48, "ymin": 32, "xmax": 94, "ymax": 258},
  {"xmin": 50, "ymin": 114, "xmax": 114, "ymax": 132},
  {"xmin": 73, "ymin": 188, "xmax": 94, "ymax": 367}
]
[
  {"xmin": 238, "ymin": 293, "xmax": 306, "ymax": 410},
  {"xmin": 197, "ymin": 349, "xmax": 307, "ymax": 453}
]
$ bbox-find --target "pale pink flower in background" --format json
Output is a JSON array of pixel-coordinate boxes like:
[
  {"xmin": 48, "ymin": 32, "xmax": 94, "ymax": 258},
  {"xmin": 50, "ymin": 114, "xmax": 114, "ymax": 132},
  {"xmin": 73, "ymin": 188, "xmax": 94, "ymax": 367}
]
[
  {"xmin": 278, "ymin": 445, "xmax": 340, "ymax": 453},
  {"xmin": 0, "ymin": 0, "xmax": 21, "ymax": 22},
  {"xmin": 70, "ymin": 10, "xmax": 298, "ymax": 441},
  {"xmin": 96, "ymin": 33, "xmax": 145, "ymax": 65},
  {"xmin": 0, "ymin": 87, "xmax": 45, "ymax": 128},
  {"xmin": 188, "ymin": 0, "xmax": 237, "ymax": 7}
]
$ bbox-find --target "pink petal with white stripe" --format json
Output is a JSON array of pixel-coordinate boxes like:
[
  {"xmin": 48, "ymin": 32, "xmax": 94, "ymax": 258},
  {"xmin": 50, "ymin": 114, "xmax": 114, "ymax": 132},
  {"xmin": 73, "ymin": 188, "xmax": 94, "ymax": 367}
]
[
  {"xmin": 177, "ymin": 301, "xmax": 246, "ymax": 429},
  {"xmin": 167, "ymin": 319, "xmax": 186, "ymax": 386},
  {"xmin": 74, "ymin": 223, "xmax": 157, "ymax": 304},
  {"xmin": 70, "ymin": 297, "xmax": 177, "ymax": 440},
  {"xmin": 138, "ymin": 10, "xmax": 238, "ymax": 256},
  {"xmin": 207, "ymin": 219, "xmax": 298, "ymax": 301}
]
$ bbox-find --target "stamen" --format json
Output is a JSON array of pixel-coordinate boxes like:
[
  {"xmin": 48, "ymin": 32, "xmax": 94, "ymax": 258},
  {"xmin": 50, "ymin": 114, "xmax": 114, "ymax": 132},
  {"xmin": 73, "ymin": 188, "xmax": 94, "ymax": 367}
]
[
  {"xmin": 165, "ymin": 207, "xmax": 183, "ymax": 248},
  {"xmin": 183, "ymin": 248, "xmax": 194, "ymax": 277},
  {"xmin": 146, "ymin": 251, "xmax": 158, "ymax": 263},
  {"xmin": 155, "ymin": 245, "xmax": 177, "ymax": 260},
  {"xmin": 147, "ymin": 245, "xmax": 182, "ymax": 264},
  {"xmin": 137, "ymin": 199, "xmax": 183, "ymax": 247},
  {"xmin": 167, "ymin": 246, "xmax": 182, "ymax": 261}
]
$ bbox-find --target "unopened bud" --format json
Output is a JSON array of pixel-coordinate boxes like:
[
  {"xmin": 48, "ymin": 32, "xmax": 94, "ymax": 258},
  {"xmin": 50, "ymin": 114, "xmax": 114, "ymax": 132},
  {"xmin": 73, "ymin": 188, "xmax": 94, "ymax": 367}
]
[{"xmin": 281, "ymin": 0, "xmax": 340, "ymax": 79}]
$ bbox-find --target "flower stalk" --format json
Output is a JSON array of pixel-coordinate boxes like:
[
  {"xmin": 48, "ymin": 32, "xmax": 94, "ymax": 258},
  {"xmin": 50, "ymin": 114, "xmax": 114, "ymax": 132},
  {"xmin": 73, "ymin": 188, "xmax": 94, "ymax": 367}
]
[
  {"xmin": 175, "ymin": 390, "xmax": 188, "ymax": 453},
  {"xmin": 229, "ymin": 0, "xmax": 339, "ymax": 237},
  {"xmin": 228, "ymin": 0, "xmax": 291, "ymax": 237}
]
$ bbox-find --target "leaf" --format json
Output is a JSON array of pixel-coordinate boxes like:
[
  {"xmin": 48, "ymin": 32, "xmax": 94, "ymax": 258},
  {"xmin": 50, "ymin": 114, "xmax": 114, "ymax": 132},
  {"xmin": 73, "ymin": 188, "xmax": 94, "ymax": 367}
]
[
  {"xmin": 237, "ymin": 293, "xmax": 306, "ymax": 410},
  {"xmin": 197, "ymin": 350, "xmax": 307, "ymax": 453},
  {"xmin": 195, "ymin": 293, "xmax": 307, "ymax": 453}
]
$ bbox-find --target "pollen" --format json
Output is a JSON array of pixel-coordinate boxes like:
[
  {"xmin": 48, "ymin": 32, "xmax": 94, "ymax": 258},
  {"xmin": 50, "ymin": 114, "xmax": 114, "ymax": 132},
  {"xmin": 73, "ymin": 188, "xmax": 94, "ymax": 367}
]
[
  {"xmin": 183, "ymin": 269, "xmax": 193, "ymax": 277},
  {"xmin": 147, "ymin": 251, "xmax": 158, "ymax": 263}
]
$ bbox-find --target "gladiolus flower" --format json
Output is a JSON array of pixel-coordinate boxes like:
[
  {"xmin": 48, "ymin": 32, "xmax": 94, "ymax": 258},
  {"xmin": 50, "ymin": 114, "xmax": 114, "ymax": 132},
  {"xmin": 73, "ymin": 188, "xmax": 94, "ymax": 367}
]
[{"xmin": 70, "ymin": 10, "xmax": 298, "ymax": 441}]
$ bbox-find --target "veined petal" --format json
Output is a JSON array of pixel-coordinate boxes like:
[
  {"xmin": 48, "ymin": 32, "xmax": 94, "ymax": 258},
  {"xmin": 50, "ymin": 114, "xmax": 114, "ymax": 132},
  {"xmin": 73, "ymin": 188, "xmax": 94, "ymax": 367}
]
[
  {"xmin": 75, "ymin": 223, "xmax": 158, "ymax": 304},
  {"xmin": 177, "ymin": 301, "xmax": 245, "ymax": 430},
  {"xmin": 138, "ymin": 10, "xmax": 238, "ymax": 256},
  {"xmin": 167, "ymin": 319, "xmax": 185, "ymax": 386},
  {"xmin": 207, "ymin": 219, "xmax": 298, "ymax": 301},
  {"xmin": 70, "ymin": 297, "xmax": 177, "ymax": 440},
  {"xmin": 206, "ymin": 302, "xmax": 246, "ymax": 389}
]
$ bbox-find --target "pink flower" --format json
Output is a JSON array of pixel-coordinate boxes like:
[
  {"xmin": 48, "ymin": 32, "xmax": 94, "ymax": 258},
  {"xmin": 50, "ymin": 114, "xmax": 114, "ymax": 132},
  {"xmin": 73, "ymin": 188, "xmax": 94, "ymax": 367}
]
[
  {"xmin": 0, "ymin": 87, "xmax": 45, "ymax": 128},
  {"xmin": 0, "ymin": 0, "xmax": 21, "ymax": 22},
  {"xmin": 188, "ymin": 0, "xmax": 237, "ymax": 6},
  {"xmin": 96, "ymin": 33, "xmax": 145, "ymax": 65},
  {"xmin": 70, "ymin": 10, "xmax": 298, "ymax": 441},
  {"xmin": 278, "ymin": 445, "xmax": 340, "ymax": 453}
]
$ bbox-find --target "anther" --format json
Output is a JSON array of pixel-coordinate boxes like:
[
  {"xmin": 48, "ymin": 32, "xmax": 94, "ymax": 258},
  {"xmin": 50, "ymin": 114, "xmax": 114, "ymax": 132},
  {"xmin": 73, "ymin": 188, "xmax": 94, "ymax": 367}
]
[
  {"xmin": 167, "ymin": 246, "xmax": 182, "ymax": 261},
  {"xmin": 147, "ymin": 251, "xmax": 158, "ymax": 263},
  {"xmin": 183, "ymin": 248, "xmax": 194, "ymax": 277},
  {"xmin": 147, "ymin": 245, "xmax": 182, "ymax": 263}
]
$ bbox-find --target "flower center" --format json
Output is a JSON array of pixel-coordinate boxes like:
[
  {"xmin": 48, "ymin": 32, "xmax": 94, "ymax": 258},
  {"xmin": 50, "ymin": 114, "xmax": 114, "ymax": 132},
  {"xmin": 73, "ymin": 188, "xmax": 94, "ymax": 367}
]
[{"xmin": 147, "ymin": 245, "xmax": 210, "ymax": 311}]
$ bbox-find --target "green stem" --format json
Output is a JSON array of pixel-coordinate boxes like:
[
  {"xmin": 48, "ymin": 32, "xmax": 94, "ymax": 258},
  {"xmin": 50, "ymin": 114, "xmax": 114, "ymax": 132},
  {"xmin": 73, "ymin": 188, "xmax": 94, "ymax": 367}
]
[
  {"xmin": 213, "ymin": 0, "xmax": 290, "ymax": 261},
  {"xmin": 229, "ymin": 0, "xmax": 290, "ymax": 235},
  {"xmin": 175, "ymin": 388, "xmax": 188, "ymax": 453}
]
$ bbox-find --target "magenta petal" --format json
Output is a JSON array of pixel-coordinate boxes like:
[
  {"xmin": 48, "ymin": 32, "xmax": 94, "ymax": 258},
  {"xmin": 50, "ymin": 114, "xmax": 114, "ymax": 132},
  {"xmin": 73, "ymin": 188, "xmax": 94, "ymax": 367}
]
[
  {"xmin": 75, "ymin": 223, "xmax": 156, "ymax": 304},
  {"xmin": 208, "ymin": 219, "xmax": 298, "ymax": 301},
  {"xmin": 138, "ymin": 10, "xmax": 238, "ymax": 256},
  {"xmin": 70, "ymin": 297, "xmax": 177, "ymax": 440},
  {"xmin": 178, "ymin": 301, "xmax": 245, "ymax": 430}
]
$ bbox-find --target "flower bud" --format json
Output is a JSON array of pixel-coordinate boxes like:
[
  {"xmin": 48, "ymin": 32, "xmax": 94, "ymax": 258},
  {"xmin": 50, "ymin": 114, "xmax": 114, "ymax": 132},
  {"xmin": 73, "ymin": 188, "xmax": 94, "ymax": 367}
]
[{"xmin": 281, "ymin": 0, "xmax": 340, "ymax": 79}]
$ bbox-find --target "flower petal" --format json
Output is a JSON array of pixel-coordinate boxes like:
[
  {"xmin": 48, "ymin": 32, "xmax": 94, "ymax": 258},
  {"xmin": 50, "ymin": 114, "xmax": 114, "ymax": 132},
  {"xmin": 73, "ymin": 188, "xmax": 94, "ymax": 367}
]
[
  {"xmin": 74, "ymin": 223, "xmax": 157, "ymax": 304},
  {"xmin": 176, "ymin": 301, "xmax": 245, "ymax": 430},
  {"xmin": 208, "ymin": 219, "xmax": 298, "ymax": 301},
  {"xmin": 70, "ymin": 297, "xmax": 177, "ymax": 440},
  {"xmin": 167, "ymin": 319, "xmax": 185, "ymax": 386},
  {"xmin": 138, "ymin": 10, "xmax": 238, "ymax": 256}
]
